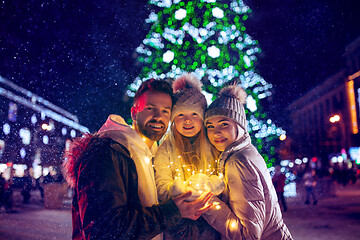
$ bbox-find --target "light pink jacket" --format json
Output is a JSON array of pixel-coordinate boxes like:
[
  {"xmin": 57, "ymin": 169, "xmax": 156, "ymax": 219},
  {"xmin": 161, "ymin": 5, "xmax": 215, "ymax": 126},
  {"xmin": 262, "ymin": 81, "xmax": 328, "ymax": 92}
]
[{"xmin": 203, "ymin": 135, "xmax": 293, "ymax": 240}]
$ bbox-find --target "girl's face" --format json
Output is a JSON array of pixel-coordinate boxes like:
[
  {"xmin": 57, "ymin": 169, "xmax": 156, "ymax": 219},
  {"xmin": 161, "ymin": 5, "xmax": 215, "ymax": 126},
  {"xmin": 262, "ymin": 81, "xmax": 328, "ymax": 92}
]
[
  {"xmin": 206, "ymin": 116, "xmax": 241, "ymax": 151},
  {"xmin": 174, "ymin": 111, "xmax": 203, "ymax": 137}
]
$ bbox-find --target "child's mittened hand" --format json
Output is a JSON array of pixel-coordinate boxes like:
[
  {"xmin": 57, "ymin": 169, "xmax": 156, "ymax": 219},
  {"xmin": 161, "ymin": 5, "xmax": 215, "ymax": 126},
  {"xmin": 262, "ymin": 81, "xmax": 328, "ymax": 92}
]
[
  {"xmin": 208, "ymin": 175, "xmax": 225, "ymax": 196},
  {"xmin": 169, "ymin": 178, "xmax": 187, "ymax": 197}
]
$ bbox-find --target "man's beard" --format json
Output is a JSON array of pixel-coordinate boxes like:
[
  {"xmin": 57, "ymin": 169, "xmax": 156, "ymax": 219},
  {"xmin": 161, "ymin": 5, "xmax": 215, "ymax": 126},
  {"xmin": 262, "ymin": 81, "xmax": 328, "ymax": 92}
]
[{"xmin": 136, "ymin": 119, "xmax": 167, "ymax": 142}]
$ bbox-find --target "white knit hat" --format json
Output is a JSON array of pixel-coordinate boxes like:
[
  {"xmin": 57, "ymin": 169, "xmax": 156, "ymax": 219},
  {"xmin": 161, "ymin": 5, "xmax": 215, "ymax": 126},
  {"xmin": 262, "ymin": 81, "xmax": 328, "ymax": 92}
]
[
  {"xmin": 171, "ymin": 73, "xmax": 207, "ymax": 121},
  {"xmin": 205, "ymin": 84, "xmax": 248, "ymax": 131}
]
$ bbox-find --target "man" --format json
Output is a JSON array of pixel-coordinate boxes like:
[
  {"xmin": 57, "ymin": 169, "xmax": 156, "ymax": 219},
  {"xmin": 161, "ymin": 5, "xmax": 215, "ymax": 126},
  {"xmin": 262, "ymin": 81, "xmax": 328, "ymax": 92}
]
[{"xmin": 63, "ymin": 79, "xmax": 212, "ymax": 240}]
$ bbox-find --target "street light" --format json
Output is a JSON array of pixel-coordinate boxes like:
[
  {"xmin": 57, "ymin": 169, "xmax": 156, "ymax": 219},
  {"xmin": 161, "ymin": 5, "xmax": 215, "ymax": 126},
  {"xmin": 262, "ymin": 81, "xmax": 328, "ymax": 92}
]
[
  {"xmin": 329, "ymin": 114, "xmax": 348, "ymax": 151},
  {"xmin": 279, "ymin": 134, "xmax": 286, "ymax": 141},
  {"xmin": 329, "ymin": 114, "xmax": 340, "ymax": 123}
]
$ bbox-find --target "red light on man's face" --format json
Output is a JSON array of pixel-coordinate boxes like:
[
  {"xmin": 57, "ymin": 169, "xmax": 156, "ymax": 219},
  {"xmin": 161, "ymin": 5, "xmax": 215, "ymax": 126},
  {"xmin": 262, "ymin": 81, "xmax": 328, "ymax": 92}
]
[{"xmin": 131, "ymin": 91, "xmax": 172, "ymax": 142}]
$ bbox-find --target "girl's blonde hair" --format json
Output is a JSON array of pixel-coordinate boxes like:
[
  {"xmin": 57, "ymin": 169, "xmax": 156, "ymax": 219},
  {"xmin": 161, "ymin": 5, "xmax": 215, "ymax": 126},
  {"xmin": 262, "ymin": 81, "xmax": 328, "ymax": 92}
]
[{"xmin": 171, "ymin": 122, "xmax": 219, "ymax": 179}]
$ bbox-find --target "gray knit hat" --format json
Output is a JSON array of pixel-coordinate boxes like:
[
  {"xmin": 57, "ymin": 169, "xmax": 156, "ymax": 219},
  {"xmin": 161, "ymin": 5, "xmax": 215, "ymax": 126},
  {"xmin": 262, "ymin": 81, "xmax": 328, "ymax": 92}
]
[
  {"xmin": 171, "ymin": 73, "xmax": 207, "ymax": 121},
  {"xmin": 205, "ymin": 85, "xmax": 248, "ymax": 131}
]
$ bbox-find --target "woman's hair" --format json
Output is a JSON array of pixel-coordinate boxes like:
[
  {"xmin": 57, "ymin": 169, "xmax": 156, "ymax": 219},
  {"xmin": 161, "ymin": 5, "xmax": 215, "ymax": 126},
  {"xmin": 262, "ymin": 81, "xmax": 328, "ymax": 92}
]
[{"xmin": 171, "ymin": 123, "xmax": 219, "ymax": 178}]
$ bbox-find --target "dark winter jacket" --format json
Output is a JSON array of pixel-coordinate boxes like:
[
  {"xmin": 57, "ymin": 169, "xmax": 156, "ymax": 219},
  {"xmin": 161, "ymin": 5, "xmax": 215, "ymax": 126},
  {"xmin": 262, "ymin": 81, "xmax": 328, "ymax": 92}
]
[{"xmin": 64, "ymin": 132, "xmax": 182, "ymax": 239}]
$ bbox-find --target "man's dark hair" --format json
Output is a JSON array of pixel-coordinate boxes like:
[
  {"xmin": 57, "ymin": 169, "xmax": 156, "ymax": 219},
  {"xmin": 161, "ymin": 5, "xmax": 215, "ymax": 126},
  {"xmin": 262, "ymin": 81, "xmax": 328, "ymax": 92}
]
[{"xmin": 133, "ymin": 78, "xmax": 173, "ymax": 106}]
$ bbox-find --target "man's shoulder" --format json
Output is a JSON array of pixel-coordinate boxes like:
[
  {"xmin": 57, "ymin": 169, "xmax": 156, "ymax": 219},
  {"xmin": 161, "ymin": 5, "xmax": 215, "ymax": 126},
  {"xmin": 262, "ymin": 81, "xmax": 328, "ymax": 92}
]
[{"xmin": 89, "ymin": 136, "xmax": 131, "ymax": 157}]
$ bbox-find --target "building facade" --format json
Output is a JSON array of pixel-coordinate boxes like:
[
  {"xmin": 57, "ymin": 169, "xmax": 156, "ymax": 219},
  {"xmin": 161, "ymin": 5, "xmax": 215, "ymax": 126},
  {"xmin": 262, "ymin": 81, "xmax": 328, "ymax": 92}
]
[
  {"xmin": 287, "ymin": 37, "xmax": 360, "ymax": 168},
  {"xmin": 0, "ymin": 76, "xmax": 89, "ymax": 179}
]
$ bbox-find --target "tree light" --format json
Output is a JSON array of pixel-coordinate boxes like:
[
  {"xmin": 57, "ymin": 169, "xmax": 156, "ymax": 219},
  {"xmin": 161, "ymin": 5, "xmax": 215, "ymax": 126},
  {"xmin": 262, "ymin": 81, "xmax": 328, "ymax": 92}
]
[
  {"xmin": 207, "ymin": 45, "xmax": 220, "ymax": 58},
  {"xmin": 175, "ymin": 8, "xmax": 187, "ymax": 20},
  {"xmin": 163, "ymin": 50, "xmax": 174, "ymax": 63}
]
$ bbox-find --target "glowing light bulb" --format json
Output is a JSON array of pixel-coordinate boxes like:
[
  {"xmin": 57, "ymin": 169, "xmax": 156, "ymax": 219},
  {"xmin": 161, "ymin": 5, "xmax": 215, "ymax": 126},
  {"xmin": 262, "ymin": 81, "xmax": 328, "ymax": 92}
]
[{"xmin": 227, "ymin": 219, "xmax": 238, "ymax": 230}]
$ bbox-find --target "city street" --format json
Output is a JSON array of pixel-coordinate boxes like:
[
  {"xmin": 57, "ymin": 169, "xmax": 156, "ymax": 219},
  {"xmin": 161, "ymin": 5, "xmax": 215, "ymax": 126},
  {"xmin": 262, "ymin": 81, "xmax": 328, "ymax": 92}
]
[{"xmin": 0, "ymin": 181, "xmax": 359, "ymax": 240}]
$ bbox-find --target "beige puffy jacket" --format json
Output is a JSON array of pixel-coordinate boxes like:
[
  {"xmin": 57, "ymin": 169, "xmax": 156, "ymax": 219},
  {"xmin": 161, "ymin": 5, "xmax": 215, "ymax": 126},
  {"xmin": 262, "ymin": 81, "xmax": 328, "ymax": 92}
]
[
  {"xmin": 203, "ymin": 134, "xmax": 293, "ymax": 240},
  {"xmin": 154, "ymin": 134, "xmax": 216, "ymax": 201}
]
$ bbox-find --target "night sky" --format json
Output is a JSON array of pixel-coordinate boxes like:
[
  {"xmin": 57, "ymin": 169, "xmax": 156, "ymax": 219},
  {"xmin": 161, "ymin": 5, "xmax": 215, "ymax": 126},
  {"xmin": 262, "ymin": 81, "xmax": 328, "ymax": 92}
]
[{"xmin": 1, "ymin": 0, "xmax": 359, "ymax": 132}]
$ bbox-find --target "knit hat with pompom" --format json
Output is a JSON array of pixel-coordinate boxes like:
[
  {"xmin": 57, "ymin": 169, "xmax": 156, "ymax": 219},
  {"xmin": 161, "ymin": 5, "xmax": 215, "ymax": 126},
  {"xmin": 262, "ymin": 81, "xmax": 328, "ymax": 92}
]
[
  {"xmin": 171, "ymin": 73, "xmax": 207, "ymax": 121},
  {"xmin": 205, "ymin": 84, "xmax": 248, "ymax": 131}
]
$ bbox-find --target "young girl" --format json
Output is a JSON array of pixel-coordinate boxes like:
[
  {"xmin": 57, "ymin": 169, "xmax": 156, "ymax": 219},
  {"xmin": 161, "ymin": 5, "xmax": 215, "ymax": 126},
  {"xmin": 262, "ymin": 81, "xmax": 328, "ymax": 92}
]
[
  {"xmin": 154, "ymin": 73, "xmax": 221, "ymax": 239},
  {"xmin": 203, "ymin": 85, "xmax": 293, "ymax": 240}
]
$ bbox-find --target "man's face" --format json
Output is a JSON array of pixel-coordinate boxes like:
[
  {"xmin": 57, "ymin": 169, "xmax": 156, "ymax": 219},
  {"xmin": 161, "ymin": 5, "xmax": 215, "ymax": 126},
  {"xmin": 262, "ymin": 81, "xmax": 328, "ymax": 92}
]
[{"xmin": 132, "ymin": 91, "xmax": 172, "ymax": 142}]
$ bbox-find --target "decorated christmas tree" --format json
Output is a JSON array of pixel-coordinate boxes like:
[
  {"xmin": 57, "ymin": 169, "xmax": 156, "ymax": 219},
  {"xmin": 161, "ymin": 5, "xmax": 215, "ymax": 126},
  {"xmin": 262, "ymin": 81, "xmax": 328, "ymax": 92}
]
[{"xmin": 127, "ymin": 0, "xmax": 285, "ymax": 166}]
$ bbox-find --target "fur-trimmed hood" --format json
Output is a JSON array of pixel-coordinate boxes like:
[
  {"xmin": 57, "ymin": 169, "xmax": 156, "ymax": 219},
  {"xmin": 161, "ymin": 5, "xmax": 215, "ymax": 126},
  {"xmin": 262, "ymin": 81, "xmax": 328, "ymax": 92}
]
[{"xmin": 63, "ymin": 114, "xmax": 159, "ymax": 207}]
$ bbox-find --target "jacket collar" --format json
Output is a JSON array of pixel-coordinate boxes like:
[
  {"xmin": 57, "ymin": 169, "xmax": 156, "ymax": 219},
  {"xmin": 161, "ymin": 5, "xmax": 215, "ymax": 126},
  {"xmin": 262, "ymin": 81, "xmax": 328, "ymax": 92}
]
[
  {"xmin": 218, "ymin": 132, "xmax": 251, "ymax": 174},
  {"xmin": 97, "ymin": 114, "xmax": 157, "ymax": 157}
]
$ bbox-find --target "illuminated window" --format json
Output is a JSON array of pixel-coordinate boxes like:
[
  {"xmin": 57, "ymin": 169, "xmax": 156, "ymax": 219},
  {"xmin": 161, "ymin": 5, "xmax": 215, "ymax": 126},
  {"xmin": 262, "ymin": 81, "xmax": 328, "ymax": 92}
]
[
  {"xmin": 3, "ymin": 123, "xmax": 10, "ymax": 135},
  {"xmin": 20, "ymin": 148, "xmax": 26, "ymax": 158},
  {"xmin": 43, "ymin": 135, "xmax": 49, "ymax": 144},
  {"xmin": 61, "ymin": 127, "xmax": 67, "ymax": 136},
  {"xmin": 8, "ymin": 102, "xmax": 17, "ymax": 122},
  {"xmin": 19, "ymin": 128, "xmax": 31, "ymax": 145},
  {"xmin": 31, "ymin": 114, "xmax": 37, "ymax": 125},
  {"xmin": 70, "ymin": 129, "xmax": 76, "ymax": 138}
]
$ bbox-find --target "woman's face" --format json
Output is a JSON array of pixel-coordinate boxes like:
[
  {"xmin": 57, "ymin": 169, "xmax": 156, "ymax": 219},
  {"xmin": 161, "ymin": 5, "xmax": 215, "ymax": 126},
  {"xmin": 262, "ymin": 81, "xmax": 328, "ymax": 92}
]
[
  {"xmin": 174, "ymin": 110, "xmax": 203, "ymax": 137},
  {"xmin": 206, "ymin": 116, "xmax": 240, "ymax": 151}
]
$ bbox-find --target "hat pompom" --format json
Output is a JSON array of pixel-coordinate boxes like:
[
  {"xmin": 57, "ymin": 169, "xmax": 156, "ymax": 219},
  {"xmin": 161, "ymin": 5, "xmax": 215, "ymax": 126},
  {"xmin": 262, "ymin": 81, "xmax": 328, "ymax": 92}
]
[
  {"xmin": 219, "ymin": 85, "xmax": 247, "ymax": 105},
  {"xmin": 173, "ymin": 73, "xmax": 202, "ymax": 93}
]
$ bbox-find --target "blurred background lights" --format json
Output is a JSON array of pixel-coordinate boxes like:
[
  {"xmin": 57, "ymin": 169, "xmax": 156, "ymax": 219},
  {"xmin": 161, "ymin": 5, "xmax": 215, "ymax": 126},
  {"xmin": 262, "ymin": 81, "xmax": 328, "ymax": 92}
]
[
  {"xmin": 295, "ymin": 159, "xmax": 302, "ymax": 165},
  {"xmin": 43, "ymin": 135, "xmax": 49, "ymax": 144},
  {"xmin": 31, "ymin": 114, "xmax": 37, "ymax": 124},
  {"xmin": 20, "ymin": 148, "xmax": 26, "ymax": 158},
  {"xmin": 61, "ymin": 127, "xmax": 67, "ymax": 136},
  {"xmin": 207, "ymin": 45, "xmax": 220, "ymax": 58},
  {"xmin": 163, "ymin": 50, "xmax": 175, "ymax": 63},
  {"xmin": 70, "ymin": 129, "xmax": 76, "ymax": 138},
  {"xmin": 279, "ymin": 134, "xmax": 286, "ymax": 141},
  {"xmin": 329, "ymin": 114, "xmax": 340, "ymax": 123},
  {"xmin": 41, "ymin": 123, "xmax": 52, "ymax": 131},
  {"xmin": 246, "ymin": 95, "xmax": 257, "ymax": 112},
  {"xmin": 212, "ymin": 7, "xmax": 224, "ymax": 18},
  {"xmin": 3, "ymin": 123, "xmax": 10, "ymax": 135},
  {"xmin": 19, "ymin": 128, "xmax": 31, "ymax": 145},
  {"xmin": 175, "ymin": 8, "xmax": 186, "ymax": 20}
]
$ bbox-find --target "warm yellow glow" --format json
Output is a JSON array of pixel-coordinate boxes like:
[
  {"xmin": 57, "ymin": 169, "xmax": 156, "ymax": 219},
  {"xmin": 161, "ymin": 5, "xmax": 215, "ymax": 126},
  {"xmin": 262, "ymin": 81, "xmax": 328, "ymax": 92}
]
[
  {"xmin": 41, "ymin": 123, "xmax": 52, "ymax": 131},
  {"xmin": 346, "ymin": 79, "xmax": 359, "ymax": 134},
  {"xmin": 142, "ymin": 137, "xmax": 146, "ymax": 142},
  {"xmin": 144, "ymin": 156, "xmax": 150, "ymax": 165},
  {"xmin": 215, "ymin": 205, "xmax": 221, "ymax": 210},
  {"xmin": 329, "ymin": 114, "xmax": 340, "ymax": 123},
  {"xmin": 349, "ymin": 70, "xmax": 360, "ymax": 81},
  {"xmin": 219, "ymin": 173, "xmax": 224, "ymax": 179},
  {"xmin": 227, "ymin": 219, "xmax": 238, "ymax": 230},
  {"xmin": 279, "ymin": 134, "xmax": 286, "ymax": 141}
]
